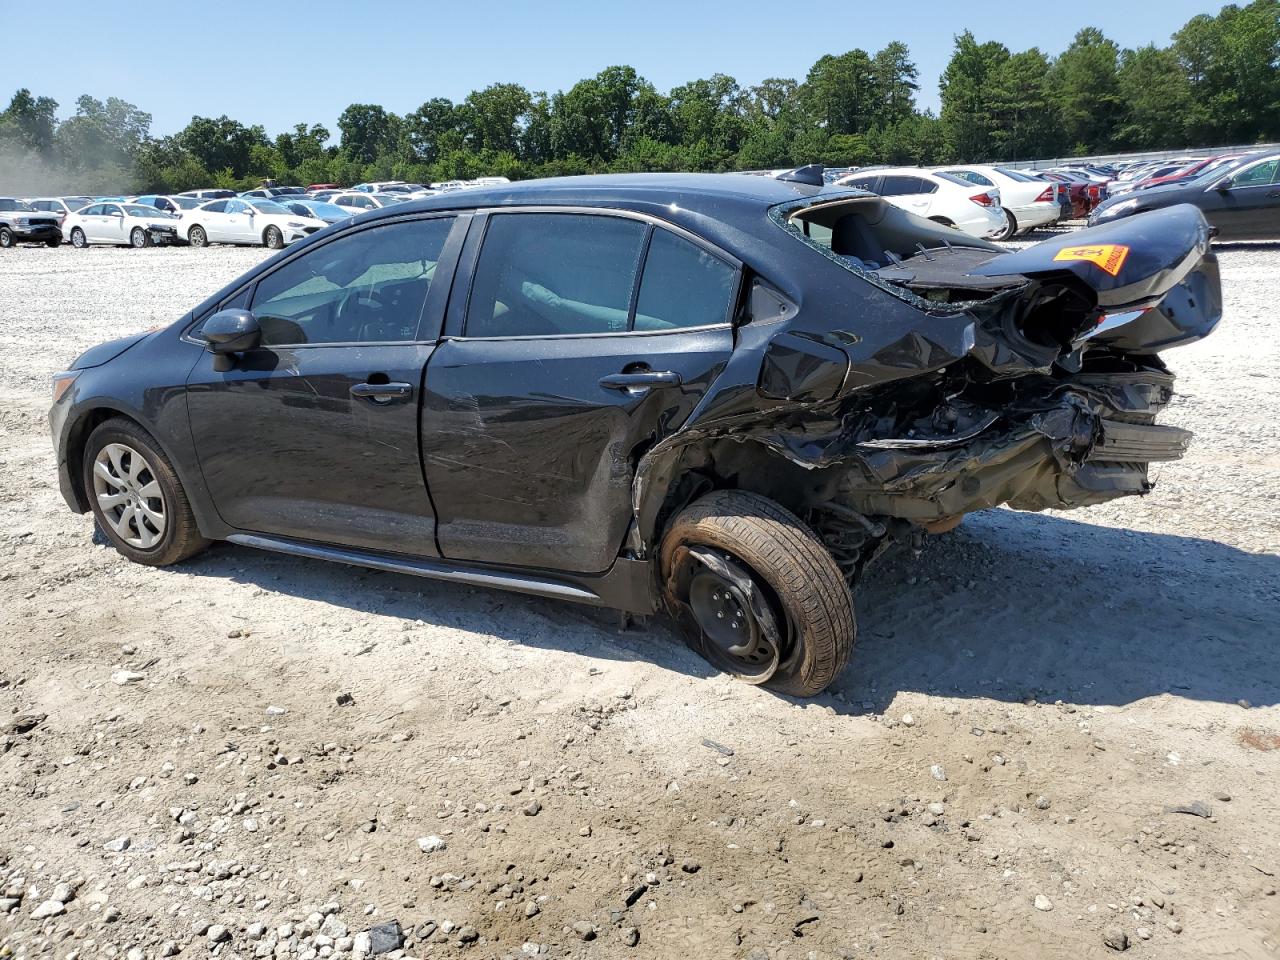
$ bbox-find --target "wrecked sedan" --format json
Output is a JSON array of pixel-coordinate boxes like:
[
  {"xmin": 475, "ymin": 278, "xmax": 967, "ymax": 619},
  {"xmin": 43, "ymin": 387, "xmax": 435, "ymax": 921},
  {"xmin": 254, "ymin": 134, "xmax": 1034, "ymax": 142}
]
[{"xmin": 49, "ymin": 171, "xmax": 1220, "ymax": 696}]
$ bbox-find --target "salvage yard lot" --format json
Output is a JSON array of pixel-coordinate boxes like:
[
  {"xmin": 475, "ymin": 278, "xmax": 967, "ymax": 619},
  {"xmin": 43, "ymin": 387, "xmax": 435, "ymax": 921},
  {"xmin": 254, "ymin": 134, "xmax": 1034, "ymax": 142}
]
[{"xmin": 1, "ymin": 243, "xmax": 1278, "ymax": 959}]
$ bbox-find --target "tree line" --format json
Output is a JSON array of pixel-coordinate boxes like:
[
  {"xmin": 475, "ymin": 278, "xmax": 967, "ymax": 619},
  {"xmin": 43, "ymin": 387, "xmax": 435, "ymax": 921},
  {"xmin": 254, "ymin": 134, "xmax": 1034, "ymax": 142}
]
[{"xmin": 1, "ymin": 0, "xmax": 1276, "ymax": 196}]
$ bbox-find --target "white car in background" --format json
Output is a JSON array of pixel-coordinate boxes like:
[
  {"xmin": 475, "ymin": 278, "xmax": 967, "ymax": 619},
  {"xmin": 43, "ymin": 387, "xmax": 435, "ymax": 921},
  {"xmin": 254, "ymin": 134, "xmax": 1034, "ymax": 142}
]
[
  {"xmin": 181, "ymin": 197, "xmax": 328, "ymax": 249},
  {"xmin": 835, "ymin": 168, "xmax": 1006, "ymax": 239},
  {"xmin": 63, "ymin": 202, "xmax": 184, "ymax": 248},
  {"xmin": 328, "ymin": 192, "xmax": 409, "ymax": 213},
  {"xmin": 939, "ymin": 165, "xmax": 1061, "ymax": 239},
  {"xmin": 25, "ymin": 196, "xmax": 94, "ymax": 238}
]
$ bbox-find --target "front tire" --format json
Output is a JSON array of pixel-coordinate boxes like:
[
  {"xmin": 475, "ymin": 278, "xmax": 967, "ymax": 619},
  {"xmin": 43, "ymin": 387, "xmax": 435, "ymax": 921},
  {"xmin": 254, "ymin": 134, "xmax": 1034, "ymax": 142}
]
[
  {"xmin": 660, "ymin": 491, "xmax": 855, "ymax": 698},
  {"xmin": 187, "ymin": 224, "xmax": 208, "ymax": 248},
  {"xmin": 46, "ymin": 236, "xmax": 60, "ymax": 247},
  {"xmin": 0, "ymin": 227, "xmax": 14, "ymax": 248},
  {"xmin": 70, "ymin": 228, "xmax": 87, "ymax": 248},
  {"xmin": 994, "ymin": 209, "xmax": 1017, "ymax": 241},
  {"xmin": 82, "ymin": 418, "xmax": 209, "ymax": 567},
  {"xmin": 263, "ymin": 225, "xmax": 284, "ymax": 249},
  {"xmin": 130, "ymin": 227, "xmax": 152, "ymax": 248}
]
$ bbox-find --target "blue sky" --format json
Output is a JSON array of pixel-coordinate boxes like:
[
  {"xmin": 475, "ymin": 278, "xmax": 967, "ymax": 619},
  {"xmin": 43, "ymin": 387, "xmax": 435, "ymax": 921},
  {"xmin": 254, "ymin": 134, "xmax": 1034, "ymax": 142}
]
[{"xmin": 5, "ymin": 0, "xmax": 1224, "ymax": 139}]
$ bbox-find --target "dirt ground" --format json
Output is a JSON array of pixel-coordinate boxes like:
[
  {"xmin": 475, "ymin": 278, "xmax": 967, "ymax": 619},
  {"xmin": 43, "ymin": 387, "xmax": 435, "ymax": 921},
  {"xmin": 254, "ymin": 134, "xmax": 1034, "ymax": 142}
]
[{"xmin": 1, "ymin": 237, "xmax": 1277, "ymax": 960}]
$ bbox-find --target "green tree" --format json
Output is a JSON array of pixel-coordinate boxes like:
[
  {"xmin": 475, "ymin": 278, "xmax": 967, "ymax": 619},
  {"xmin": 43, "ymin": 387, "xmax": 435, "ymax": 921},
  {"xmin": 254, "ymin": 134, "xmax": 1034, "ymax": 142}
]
[
  {"xmin": 178, "ymin": 115, "xmax": 265, "ymax": 177},
  {"xmin": 337, "ymin": 103, "xmax": 398, "ymax": 164},
  {"xmin": 459, "ymin": 83, "xmax": 531, "ymax": 154},
  {"xmin": 939, "ymin": 31, "xmax": 1010, "ymax": 161},
  {"xmin": 1115, "ymin": 45, "xmax": 1195, "ymax": 148},
  {"xmin": 0, "ymin": 88, "xmax": 59, "ymax": 154},
  {"xmin": 986, "ymin": 49, "xmax": 1059, "ymax": 160},
  {"xmin": 1049, "ymin": 28, "xmax": 1124, "ymax": 153}
]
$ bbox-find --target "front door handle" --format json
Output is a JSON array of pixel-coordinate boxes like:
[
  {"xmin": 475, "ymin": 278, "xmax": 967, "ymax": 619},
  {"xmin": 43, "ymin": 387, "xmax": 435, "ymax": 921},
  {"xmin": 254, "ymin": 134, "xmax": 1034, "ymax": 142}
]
[
  {"xmin": 598, "ymin": 370, "xmax": 683, "ymax": 392},
  {"xmin": 351, "ymin": 381, "xmax": 412, "ymax": 403}
]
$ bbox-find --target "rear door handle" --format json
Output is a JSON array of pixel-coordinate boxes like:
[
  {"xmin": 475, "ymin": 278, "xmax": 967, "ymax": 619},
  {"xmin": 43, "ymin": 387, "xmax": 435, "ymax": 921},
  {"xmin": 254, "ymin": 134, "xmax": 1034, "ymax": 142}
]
[
  {"xmin": 598, "ymin": 370, "xmax": 682, "ymax": 391},
  {"xmin": 351, "ymin": 381, "xmax": 412, "ymax": 403}
]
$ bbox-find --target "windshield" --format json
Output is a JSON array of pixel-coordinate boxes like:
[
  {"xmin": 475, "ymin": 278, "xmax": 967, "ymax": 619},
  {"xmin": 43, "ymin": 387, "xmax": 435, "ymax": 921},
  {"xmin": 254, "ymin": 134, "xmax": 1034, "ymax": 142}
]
[
  {"xmin": 1187, "ymin": 154, "xmax": 1260, "ymax": 186},
  {"xmin": 1, "ymin": 199, "xmax": 37, "ymax": 212},
  {"xmin": 249, "ymin": 200, "xmax": 291, "ymax": 215},
  {"xmin": 994, "ymin": 167, "xmax": 1035, "ymax": 182},
  {"xmin": 170, "ymin": 196, "xmax": 203, "ymax": 209},
  {"xmin": 298, "ymin": 201, "xmax": 349, "ymax": 219},
  {"xmin": 372, "ymin": 194, "xmax": 408, "ymax": 204},
  {"xmin": 124, "ymin": 204, "xmax": 171, "ymax": 218}
]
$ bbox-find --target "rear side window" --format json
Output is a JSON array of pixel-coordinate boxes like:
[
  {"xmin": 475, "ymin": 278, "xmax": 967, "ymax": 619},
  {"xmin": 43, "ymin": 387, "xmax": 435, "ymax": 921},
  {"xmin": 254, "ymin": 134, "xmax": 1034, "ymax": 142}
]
[
  {"xmin": 1232, "ymin": 159, "xmax": 1279, "ymax": 187},
  {"xmin": 203, "ymin": 200, "xmax": 227, "ymax": 214},
  {"xmin": 465, "ymin": 214, "xmax": 647, "ymax": 337},
  {"xmin": 844, "ymin": 176, "xmax": 879, "ymax": 192},
  {"xmin": 634, "ymin": 230, "xmax": 736, "ymax": 331}
]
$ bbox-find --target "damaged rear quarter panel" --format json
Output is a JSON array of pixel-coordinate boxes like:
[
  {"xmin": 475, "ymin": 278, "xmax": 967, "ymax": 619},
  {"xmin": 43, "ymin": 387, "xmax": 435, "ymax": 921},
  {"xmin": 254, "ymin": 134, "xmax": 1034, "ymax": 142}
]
[{"xmin": 631, "ymin": 196, "xmax": 1220, "ymax": 562}]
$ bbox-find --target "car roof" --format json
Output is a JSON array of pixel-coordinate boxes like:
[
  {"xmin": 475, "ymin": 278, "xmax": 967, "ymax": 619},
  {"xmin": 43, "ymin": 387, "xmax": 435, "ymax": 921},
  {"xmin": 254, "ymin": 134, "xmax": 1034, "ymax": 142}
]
[
  {"xmin": 329, "ymin": 172, "xmax": 849, "ymax": 271},
  {"xmin": 376, "ymin": 172, "xmax": 828, "ymax": 215}
]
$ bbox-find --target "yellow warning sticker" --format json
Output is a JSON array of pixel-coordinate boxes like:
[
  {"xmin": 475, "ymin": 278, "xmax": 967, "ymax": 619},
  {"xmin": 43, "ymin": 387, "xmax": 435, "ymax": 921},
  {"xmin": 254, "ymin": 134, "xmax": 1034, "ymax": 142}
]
[{"xmin": 1052, "ymin": 244, "xmax": 1130, "ymax": 276}]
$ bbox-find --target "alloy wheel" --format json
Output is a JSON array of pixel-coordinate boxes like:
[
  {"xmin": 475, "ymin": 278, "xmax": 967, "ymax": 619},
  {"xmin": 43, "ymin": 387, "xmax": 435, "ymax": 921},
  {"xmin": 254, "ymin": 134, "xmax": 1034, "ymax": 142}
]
[{"xmin": 92, "ymin": 442, "xmax": 166, "ymax": 549}]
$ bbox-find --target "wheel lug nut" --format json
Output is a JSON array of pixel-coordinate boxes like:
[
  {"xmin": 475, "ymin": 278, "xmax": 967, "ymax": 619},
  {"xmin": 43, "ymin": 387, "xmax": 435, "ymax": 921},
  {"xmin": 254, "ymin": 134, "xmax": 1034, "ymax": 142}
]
[{"xmin": 717, "ymin": 611, "xmax": 724, "ymax": 619}]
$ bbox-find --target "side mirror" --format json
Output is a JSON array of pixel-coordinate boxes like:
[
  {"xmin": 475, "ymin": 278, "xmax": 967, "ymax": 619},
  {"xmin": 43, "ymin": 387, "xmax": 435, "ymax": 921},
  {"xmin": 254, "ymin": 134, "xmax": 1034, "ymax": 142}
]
[
  {"xmin": 203, "ymin": 309, "xmax": 261, "ymax": 370},
  {"xmin": 1215, "ymin": 178, "xmax": 1233, "ymax": 192}
]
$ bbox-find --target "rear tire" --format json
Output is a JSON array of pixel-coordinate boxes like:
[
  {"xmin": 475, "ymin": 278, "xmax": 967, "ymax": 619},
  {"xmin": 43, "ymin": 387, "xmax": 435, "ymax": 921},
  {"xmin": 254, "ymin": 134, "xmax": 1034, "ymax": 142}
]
[
  {"xmin": 70, "ymin": 228, "xmax": 87, "ymax": 248},
  {"xmin": 82, "ymin": 418, "xmax": 209, "ymax": 567},
  {"xmin": 188, "ymin": 224, "xmax": 208, "ymax": 248},
  {"xmin": 46, "ymin": 236, "xmax": 60, "ymax": 247},
  {"xmin": 0, "ymin": 227, "xmax": 14, "ymax": 248},
  {"xmin": 660, "ymin": 490, "xmax": 855, "ymax": 698},
  {"xmin": 130, "ymin": 227, "xmax": 152, "ymax": 248},
  {"xmin": 994, "ymin": 209, "xmax": 1017, "ymax": 241},
  {"xmin": 263, "ymin": 225, "xmax": 284, "ymax": 249}
]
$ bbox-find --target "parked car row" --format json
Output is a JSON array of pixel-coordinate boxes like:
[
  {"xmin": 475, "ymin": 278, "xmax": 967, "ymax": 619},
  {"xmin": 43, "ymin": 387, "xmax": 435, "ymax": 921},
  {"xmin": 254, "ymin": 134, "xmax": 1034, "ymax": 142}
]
[{"xmin": 0, "ymin": 177, "xmax": 513, "ymax": 250}]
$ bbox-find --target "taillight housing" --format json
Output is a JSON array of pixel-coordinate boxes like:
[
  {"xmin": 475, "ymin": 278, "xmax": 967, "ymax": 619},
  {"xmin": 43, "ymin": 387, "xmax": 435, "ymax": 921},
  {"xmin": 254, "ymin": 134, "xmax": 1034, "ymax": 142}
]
[
  {"xmin": 1035, "ymin": 187, "xmax": 1055, "ymax": 203},
  {"xmin": 970, "ymin": 192, "xmax": 996, "ymax": 207}
]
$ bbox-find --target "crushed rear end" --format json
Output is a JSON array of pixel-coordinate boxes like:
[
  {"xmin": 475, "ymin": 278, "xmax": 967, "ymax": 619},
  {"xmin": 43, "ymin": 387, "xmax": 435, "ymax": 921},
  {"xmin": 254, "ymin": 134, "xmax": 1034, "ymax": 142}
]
[{"xmin": 634, "ymin": 198, "xmax": 1221, "ymax": 585}]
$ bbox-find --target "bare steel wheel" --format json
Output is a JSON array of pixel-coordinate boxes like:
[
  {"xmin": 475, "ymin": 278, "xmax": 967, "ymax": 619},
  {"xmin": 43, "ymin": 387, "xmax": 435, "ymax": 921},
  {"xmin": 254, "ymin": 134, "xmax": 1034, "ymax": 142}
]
[
  {"xmin": 82, "ymin": 418, "xmax": 209, "ymax": 566},
  {"xmin": 92, "ymin": 442, "xmax": 166, "ymax": 548},
  {"xmin": 661, "ymin": 490, "xmax": 855, "ymax": 697}
]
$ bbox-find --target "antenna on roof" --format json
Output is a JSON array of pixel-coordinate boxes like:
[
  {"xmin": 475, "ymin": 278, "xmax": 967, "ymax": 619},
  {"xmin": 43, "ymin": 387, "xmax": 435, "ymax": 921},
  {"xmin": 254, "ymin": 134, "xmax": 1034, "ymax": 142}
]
[{"xmin": 775, "ymin": 164, "xmax": 825, "ymax": 187}]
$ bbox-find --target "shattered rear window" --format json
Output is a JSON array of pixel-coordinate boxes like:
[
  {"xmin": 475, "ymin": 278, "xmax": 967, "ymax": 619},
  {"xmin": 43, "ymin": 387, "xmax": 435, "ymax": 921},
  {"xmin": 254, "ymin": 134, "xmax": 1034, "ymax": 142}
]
[{"xmin": 769, "ymin": 194, "xmax": 1024, "ymax": 316}]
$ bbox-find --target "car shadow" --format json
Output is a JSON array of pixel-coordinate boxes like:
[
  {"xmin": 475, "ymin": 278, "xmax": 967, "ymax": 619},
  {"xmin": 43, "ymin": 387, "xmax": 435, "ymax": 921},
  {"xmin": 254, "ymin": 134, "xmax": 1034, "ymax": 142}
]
[
  {"xmin": 841, "ymin": 509, "xmax": 1279, "ymax": 711},
  {"xmin": 177, "ymin": 508, "xmax": 1278, "ymax": 711}
]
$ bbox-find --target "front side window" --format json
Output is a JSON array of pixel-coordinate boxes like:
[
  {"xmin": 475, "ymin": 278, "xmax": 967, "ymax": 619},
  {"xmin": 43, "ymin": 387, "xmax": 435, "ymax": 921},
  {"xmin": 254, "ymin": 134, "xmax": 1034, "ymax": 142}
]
[
  {"xmin": 247, "ymin": 217, "xmax": 453, "ymax": 346},
  {"xmin": 1232, "ymin": 159, "xmax": 1279, "ymax": 187},
  {"xmin": 880, "ymin": 176, "xmax": 930, "ymax": 196},
  {"xmin": 101, "ymin": 204, "xmax": 122, "ymax": 216},
  {"xmin": 202, "ymin": 200, "xmax": 227, "ymax": 214},
  {"xmin": 465, "ymin": 213, "xmax": 647, "ymax": 337},
  {"xmin": 225, "ymin": 200, "xmax": 249, "ymax": 214}
]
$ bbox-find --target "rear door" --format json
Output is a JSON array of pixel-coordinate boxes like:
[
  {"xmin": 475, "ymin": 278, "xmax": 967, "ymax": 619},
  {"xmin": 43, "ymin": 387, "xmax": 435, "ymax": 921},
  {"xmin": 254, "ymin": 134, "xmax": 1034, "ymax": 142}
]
[
  {"xmin": 421, "ymin": 210, "xmax": 739, "ymax": 574},
  {"xmin": 98, "ymin": 204, "xmax": 126, "ymax": 242},
  {"xmin": 185, "ymin": 214, "xmax": 465, "ymax": 554},
  {"xmin": 222, "ymin": 199, "xmax": 254, "ymax": 243},
  {"xmin": 197, "ymin": 200, "xmax": 228, "ymax": 241}
]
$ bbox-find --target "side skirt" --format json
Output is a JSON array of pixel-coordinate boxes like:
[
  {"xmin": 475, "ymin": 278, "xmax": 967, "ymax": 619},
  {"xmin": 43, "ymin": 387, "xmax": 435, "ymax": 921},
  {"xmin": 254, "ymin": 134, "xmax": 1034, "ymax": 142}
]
[{"xmin": 225, "ymin": 534, "xmax": 658, "ymax": 614}]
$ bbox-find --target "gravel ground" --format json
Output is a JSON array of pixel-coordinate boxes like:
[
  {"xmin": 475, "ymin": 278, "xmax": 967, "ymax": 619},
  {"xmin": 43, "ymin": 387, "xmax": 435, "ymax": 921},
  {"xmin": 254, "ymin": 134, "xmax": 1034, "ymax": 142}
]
[{"xmin": 1, "ymin": 240, "xmax": 1277, "ymax": 960}]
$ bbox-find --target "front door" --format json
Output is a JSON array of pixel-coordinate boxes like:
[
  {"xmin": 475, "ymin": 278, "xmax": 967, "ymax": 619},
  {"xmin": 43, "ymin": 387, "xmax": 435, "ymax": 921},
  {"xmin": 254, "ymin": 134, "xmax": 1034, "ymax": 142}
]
[
  {"xmin": 422, "ymin": 211, "xmax": 740, "ymax": 574},
  {"xmin": 1205, "ymin": 157, "xmax": 1280, "ymax": 240},
  {"xmin": 186, "ymin": 214, "xmax": 462, "ymax": 555}
]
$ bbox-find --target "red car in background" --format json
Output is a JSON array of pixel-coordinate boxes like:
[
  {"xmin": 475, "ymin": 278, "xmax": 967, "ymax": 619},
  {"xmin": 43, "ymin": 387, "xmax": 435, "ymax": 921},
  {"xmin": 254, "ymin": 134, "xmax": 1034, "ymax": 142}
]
[
  {"xmin": 1135, "ymin": 155, "xmax": 1246, "ymax": 191},
  {"xmin": 306, "ymin": 183, "xmax": 342, "ymax": 192},
  {"xmin": 1032, "ymin": 171, "xmax": 1093, "ymax": 218}
]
